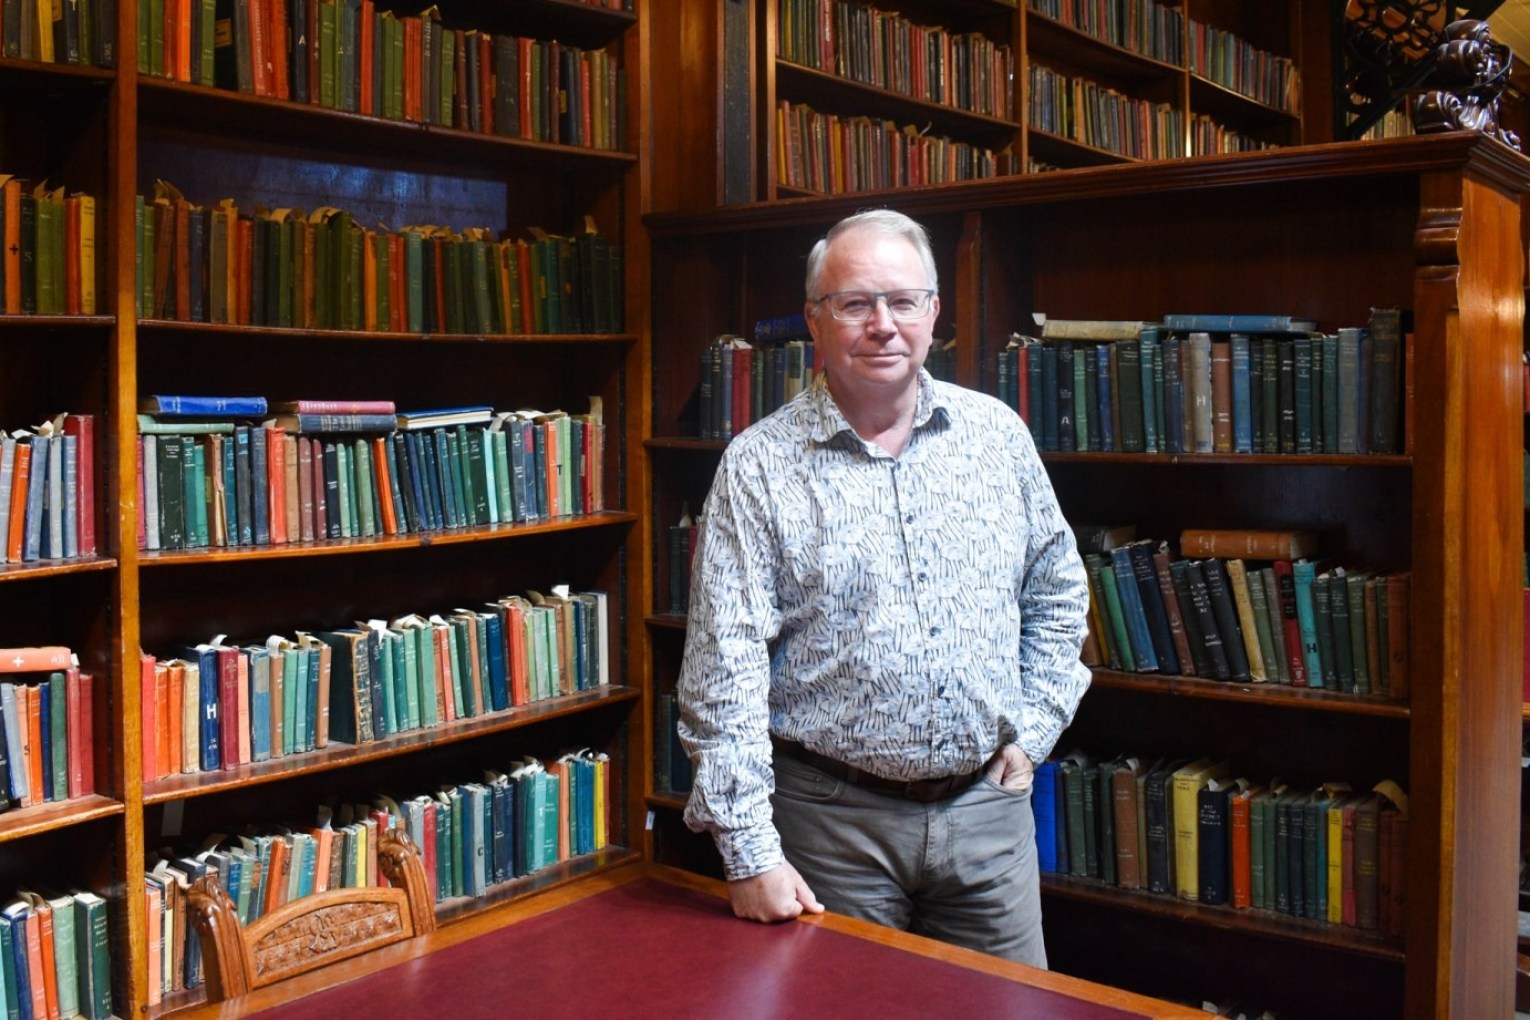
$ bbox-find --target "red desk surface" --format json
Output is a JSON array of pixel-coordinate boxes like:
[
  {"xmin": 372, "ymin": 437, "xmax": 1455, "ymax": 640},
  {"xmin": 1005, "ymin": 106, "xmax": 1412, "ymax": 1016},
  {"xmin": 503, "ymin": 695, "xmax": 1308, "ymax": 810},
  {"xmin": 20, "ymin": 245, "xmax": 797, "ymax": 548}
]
[{"xmin": 250, "ymin": 877, "xmax": 1155, "ymax": 1020}]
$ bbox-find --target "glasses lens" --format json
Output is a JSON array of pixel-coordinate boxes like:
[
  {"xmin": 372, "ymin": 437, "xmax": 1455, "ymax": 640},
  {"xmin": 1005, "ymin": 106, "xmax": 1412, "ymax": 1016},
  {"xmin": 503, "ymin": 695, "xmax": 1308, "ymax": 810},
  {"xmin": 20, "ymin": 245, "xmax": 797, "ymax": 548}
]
[{"xmin": 826, "ymin": 290, "xmax": 930, "ymax": 321}]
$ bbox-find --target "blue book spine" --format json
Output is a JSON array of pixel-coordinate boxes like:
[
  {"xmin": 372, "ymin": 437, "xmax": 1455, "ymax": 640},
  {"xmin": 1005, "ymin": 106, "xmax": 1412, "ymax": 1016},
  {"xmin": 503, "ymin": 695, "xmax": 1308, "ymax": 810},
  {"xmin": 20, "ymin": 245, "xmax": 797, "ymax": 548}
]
[
  {"xmin": 289, "ymin": 413, "xmax": 397, "ymax": 433},
  {"xmin": 1094, "ymin": 344, "xmax": 1115, "ymax": 453},
  {"xmin": 305, "ymin": 645, "xmax": 321, "ymax": 751},
  {"xmin": 248, "ymin": 648, "xmax": 271, "ymax": 762},
  {"xmin": 1109, "ymin": 547, "xmax": 1159, "ymax": 671},
  {"xmin": 1162, "ymin": 334, "xmax": 1183, "ymax": 453},
  {"xmin": 1039, "ymin": 345, "xmax": 1059, "ymax": 452},
  {"xmin": 1162, "ymin": 314, "xmax": 1317, "ymax": 333},
  {"xmin": 1025, "ymin": 347, "xmax": 1044, "ymax": 443},
  {"xmin": 485, "ymin": 613, "xmax": 508, "ymax": 711},
  {"xmin": 147, "ymin": 395, "xmax": 268, "ymax": 417},
  {"xmin": 194, "ymin": 647, "xmax": 221, "ymax": 770},
  {"xmin": 1230, "ymin": 333, "xmax": 1253, "ymax": 454},
  {"xmin": 37, "ymin": 680, "xmax": 52, "ymax": 801},
  {"xmin": 1293, "ymin": 560, "xmax": 1324, "ymax": 687},
  {"xmin": 250, "ymin": 427, "xmax": 270, "ymax": 545}
]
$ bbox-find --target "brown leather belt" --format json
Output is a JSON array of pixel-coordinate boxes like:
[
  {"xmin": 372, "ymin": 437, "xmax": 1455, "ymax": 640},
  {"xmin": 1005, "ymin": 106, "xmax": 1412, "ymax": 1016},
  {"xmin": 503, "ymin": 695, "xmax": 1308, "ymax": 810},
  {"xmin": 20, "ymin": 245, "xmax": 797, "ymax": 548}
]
[{"xmin": 771, "ymin": 737, "xmax": 983, "ymax": 804}]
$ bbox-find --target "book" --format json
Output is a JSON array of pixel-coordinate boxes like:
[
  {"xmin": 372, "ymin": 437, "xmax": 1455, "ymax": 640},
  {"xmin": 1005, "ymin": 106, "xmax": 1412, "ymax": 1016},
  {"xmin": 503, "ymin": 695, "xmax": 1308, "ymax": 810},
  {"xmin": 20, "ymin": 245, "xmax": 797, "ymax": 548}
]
[
  {"xmin": 1178, "ymin": 528, "xmax": 1319, "ymax": 561},
  {"xmin": 139, "ymin": 395, "xmax": 268, "ymax": 417},
  {"xmin": 396, "ymin": 406, "xmax": 496, "ymax": 430},
  {"xmin": 1172, "ymin": 758, "xmax": 1229, "ymax": 900},
  {"xmin": 1164, "ymin": 313, "xmax": 1318, "ymax": 333}
]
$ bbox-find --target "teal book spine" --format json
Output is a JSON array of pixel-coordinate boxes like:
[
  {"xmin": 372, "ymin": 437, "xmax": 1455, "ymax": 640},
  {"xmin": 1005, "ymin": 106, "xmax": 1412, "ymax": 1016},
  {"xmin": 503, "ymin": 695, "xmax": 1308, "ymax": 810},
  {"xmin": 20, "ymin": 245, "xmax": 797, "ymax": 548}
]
[{"xmin": 1293, "ymin": 559, "xmax": 1324, "ymax": 688}]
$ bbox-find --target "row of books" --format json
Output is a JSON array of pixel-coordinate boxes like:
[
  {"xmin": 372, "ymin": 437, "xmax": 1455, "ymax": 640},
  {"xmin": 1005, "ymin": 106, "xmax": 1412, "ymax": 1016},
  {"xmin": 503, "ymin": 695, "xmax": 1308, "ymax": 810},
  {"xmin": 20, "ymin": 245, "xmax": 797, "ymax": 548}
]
[
  {"xmin": 139, "ymin": 0, "xmax": 626, "ymax": 151},
  {"xmin": 653, "ymin": 693, "xmax": 693, "ymax": 796},
  {"xmin": 1079, "ymin": 529, "xmax": 1410, "ymax": 697},
  {"xmin": 140, "ymin": 585, "xmax": 610, "ymax": 779},
  {"xmin": 998, "ymin": 310, "xmax": 1404, "ymax": 456},
  {"xmin": 0, "ymin": 414, "xmax": 98, "ymax": 565},
  {"xmin": 0, "ymin": 889, "xmax": 112, "ymax": 1020},
  {"xmin": 775, "ymin": 100, "xmax": 1016, "ymax": 196},
  {"xmin": 1033, "ymin": 752, "xmax": 1408, "ymax": 936},
  {"xmin": 138, "ymin": 185, "xmax": 623, "ymax": 335},
  {"xmin": 136, "ymin": 399, "xmax": 604, "ymax": 552},
  {"xmin": 1028, "ymin": 64, "xmax": 1186, "ymax": 161},
  {"xmin": 777, "ymin": 0, "xmax": 1014, "ymax": 120},
  {"xmin": 1026, "ymin": 0, "xmax": 1185, "ymax": 66},
  {"xmin": 697, "ymin": 335, "xmax": 818, "ymax": 441},
  {"xmin": 147, "ymin": 754, "xmax": 610, "ymax": 1000},
  {"xmin": 1, "ymin": 0, "xmax": 115, "ymax": 67},
  {"xmin": 0, "ymin": 179, "xmax": 98, "ymax": 317},
  {"xmin": 666, "ymin": 505, "xmax": 698, "ymax": 616},
  {"xmin": 0, "ymin": 664, "xmax": 96, "ymax": 815},
  {"xmin": 1189, "ymin": 114, "xmax": 1279, "ymax": 156},
  {"xmin": 1188, "ymin": 18, "xmax": 1301, "ymax": 114}
]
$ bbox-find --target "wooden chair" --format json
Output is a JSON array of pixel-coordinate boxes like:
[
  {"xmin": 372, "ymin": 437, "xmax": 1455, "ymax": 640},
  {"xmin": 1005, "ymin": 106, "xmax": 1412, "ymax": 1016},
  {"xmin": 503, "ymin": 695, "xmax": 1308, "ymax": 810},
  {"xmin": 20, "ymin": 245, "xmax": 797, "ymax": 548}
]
[{"xmin": 186, "ymin": 829, "xmax": 437, "ymax": 1002}]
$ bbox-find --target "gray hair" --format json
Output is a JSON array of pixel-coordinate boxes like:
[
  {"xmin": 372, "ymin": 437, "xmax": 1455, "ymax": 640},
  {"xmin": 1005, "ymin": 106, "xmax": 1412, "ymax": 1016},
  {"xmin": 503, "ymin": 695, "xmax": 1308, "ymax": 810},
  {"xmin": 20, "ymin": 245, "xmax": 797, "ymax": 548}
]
[{"xmin": 804, "ymin": 209, "xmax": 938, "ymax": 302}]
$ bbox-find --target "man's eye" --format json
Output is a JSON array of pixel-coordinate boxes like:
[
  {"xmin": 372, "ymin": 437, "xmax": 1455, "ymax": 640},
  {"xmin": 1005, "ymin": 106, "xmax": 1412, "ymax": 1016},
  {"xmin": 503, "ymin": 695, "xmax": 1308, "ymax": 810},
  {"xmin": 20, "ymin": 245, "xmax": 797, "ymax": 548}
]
[
  {"xmin": 839, "ymin": 298, "xmax": 871, "ymax": 315},
  {"xmin": 888, "ymin": 298, "xmax": 918, "ymax": 314}
]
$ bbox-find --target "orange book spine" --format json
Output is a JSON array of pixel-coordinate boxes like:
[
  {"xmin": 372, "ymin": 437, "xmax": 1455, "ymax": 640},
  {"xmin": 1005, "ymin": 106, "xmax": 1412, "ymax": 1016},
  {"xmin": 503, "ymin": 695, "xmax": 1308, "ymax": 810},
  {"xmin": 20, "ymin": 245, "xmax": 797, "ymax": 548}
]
[
  {"xmin": 25, "ymin": 685, "xmax": 44, "ymax": 804},
  {"xmin": 478, "ymin": 32, "xmax": 493, "ymax": 136},
  {"xmin": 268, "ymin": 0, "xmax": 289, "ymax": 99},
  {"xmin": 154, "ymin": 662, "xmax": 172, "ymax": 780},
  {"xmin": 507, "ymin": 605, "xmax": 529, "ymax": 705},
  {"xmin": 266, "ymin": 427, "xmax": 287, "ymax": 545},
  {"xmin": 434, "ymin": 625, "xmax": 455, "ymax": 722},
  {"xmin": 389, "ymin": 234, "xmax": 406, "ymax": 332},
  {"xmin": 358, "ymin": 0, "xmax": 375, "ymax": 115},
  {"xmin": 362, "ymin": 231, "xmax": 377, "ymax": 332},
  {"xmin": 166, "ymin": 662, "xmax": 184, "ymax": 776},
  {"xmin": 403, "ymin": 17, "xmax": 421, "ymax": 122},
  {"xmin": 140, "ymin": 653, "xmax": 158, "ymax": 784},
  {"xmin": 65, "ymin": 666, "xmax": 83, "ymax": 798},
  {"xmin": 236, "ymin": 218, "xmax": 254, "ymax": 325},
  {"xmin": 6, "ymin": 442, "xmax": 30, "ymax": 562},
  {"xmin": 3, "ymin": 180, "xmax": 20, "ymax": 313},
  {"xmin": 63, "ymin": 196, "xmax": 80, "ymax": 315},
  {"xmin": 34, "ymin": 902, "xmax": 57, "ymax": 1020},
  {"xmin": 23, "ymin": 909, "xmax": 47, "ymax": 1019},
  {"xmin": 248, "ymin": 0, "xmax": 270, "ymax": 95},
  {"xmin": 371, "ymin": 438, "xmax": 397, "ymax": 534}
]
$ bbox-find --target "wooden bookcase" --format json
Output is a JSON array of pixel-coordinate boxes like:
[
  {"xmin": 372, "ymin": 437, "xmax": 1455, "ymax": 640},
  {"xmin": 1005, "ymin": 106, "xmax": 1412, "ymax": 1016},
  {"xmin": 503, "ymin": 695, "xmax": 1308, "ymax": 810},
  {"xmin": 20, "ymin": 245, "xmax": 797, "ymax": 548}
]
[
  {"xmin": 0, "ymin": 1, "xmax": 653, "ymax": 1016},
  {"xmin": 642, "ymin": 133, "xmax": 1526, "ymax": 1017},
  {"xmin": 651, "ymin": 0, "xmax": 1323, "ymax": 208}
]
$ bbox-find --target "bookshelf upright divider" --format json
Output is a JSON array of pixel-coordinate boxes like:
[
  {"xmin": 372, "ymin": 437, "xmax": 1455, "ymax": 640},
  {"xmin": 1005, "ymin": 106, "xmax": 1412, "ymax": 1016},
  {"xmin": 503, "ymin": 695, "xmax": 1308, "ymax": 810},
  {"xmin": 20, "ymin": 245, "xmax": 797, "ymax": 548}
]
[{"xmin": 643, "ymin": 133, "xmax": 1526, "ymax": 1018}]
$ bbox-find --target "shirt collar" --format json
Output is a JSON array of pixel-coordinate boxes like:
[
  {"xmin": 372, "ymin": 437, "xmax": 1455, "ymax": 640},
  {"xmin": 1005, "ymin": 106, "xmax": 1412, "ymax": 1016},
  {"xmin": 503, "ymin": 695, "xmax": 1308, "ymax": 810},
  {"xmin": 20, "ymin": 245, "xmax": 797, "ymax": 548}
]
[{"xmin": 807, "ymin": 370, "xmax": 950, "ymax": 445}]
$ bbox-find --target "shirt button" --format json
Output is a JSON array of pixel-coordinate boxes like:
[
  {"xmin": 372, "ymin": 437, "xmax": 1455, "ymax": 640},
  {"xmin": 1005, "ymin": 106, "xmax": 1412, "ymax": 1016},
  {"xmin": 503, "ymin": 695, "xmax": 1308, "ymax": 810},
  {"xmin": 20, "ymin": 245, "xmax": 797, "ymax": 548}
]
[
  {"xmin": 917, "ymin": 572, "xmax": 928, "ymax": 582},
  {"xmin": 904, "ymin": 514, "xmax": 914, "ymax": 524},
  {"xmin": 930, "ymin": 626, "xmax": 940, "ymax": 637}
]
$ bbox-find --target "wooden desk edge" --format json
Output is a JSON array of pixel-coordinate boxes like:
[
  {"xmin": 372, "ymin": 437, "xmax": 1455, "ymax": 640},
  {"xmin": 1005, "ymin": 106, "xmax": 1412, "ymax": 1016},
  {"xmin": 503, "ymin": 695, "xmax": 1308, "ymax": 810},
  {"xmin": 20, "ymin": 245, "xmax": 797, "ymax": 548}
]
[{"xmin": 177, "ymin": 861, "xmax": 1204, "ymax": 1019}]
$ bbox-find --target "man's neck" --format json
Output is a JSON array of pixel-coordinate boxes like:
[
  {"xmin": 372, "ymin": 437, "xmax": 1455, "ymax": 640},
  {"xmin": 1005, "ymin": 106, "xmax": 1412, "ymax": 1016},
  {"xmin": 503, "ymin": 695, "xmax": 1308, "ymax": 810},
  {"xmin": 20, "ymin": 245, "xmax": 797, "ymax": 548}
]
[{"xmin": 827, "ymin": 376, "xmax": 920, "ymax": 457}]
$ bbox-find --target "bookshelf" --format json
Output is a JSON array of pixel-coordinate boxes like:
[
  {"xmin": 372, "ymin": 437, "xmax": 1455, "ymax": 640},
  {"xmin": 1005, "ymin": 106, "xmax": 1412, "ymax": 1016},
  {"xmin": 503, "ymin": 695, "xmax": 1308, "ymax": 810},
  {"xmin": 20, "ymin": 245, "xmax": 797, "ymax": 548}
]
[
  {"xmin": 642, "ymin": 132, "xmax": 1526, "ymax": 1016},
  {"xmin": 651, "ymin": 0, "xmax": 1319, "ymax": 208},
  {"xmin": 0, "ymin": 0, "xmax": 650, "ymax": 1017}
]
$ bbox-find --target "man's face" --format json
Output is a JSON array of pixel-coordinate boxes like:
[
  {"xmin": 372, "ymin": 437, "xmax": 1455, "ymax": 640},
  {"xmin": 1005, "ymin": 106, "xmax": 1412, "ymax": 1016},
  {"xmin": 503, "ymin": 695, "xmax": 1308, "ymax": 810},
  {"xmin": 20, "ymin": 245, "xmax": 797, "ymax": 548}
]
[{"xmin": 806, "ymin": 228, "xmax": 938, "ymax": 410}]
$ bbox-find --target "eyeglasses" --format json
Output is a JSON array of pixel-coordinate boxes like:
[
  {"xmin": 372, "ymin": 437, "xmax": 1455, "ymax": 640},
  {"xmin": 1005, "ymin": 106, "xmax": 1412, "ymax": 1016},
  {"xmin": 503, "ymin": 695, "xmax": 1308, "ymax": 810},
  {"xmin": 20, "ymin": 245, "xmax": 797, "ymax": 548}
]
[{"xmin": 813, "ymin": 289, "xmax": 935, "ymax": 322}]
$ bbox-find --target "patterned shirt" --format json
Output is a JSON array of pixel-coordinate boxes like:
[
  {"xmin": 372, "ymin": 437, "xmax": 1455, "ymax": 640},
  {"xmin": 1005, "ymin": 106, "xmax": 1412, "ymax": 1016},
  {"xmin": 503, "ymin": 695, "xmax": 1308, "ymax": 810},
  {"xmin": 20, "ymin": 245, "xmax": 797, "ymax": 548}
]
[{"xmin": 678, "ymin": 371, "xmax": 1092, "ymax": 880}]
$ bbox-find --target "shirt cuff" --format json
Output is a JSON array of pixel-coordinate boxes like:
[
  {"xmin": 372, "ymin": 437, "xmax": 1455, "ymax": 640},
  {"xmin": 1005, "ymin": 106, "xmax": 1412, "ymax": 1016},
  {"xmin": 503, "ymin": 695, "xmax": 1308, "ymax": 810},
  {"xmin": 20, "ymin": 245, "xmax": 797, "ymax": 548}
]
[{"xmin": 711, "ymin": 821, "xmax": 786, "ymax": 882}]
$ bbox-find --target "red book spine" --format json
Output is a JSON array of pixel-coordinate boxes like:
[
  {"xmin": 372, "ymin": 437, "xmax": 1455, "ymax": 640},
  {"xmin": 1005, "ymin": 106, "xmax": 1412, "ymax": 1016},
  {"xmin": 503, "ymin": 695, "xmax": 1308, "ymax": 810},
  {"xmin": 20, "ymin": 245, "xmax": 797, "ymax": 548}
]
[
  {"xmin": 65, "ymin": 666, "xmax": 83, "ymax": 799},
  {"xmin": 1230, "ymin": 790, "xmax": 1251, "ymax": 909},
  {"xmin": 64, "ymin": 414, "xmax": 96, "ymax": 556},
  {"xmin": 218, "ymin": 647, "xmax": 240, "ymax": 769},
  {"xmin": 1272, "ymin": 560, "xmax": 1308, "ymax": 686},
  {"xmin": 266, "ymin": 426, "xmax": 287, "ymax": 544},
  {"xmin": 77, "ymin": 670, "xmax": 94, "ymax": 795}
]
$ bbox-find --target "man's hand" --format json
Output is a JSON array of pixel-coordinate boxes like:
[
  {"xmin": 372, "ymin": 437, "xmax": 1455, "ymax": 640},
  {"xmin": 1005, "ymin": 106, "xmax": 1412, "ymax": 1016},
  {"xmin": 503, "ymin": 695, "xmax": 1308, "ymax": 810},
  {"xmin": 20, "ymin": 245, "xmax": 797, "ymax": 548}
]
[
  {"xmin": 727, "ymin": 862, "xmax": 825, "ymax": 922},
  {"xmin": 986, "ymin": 743, "xmax": 1035, "ymax": 792}
]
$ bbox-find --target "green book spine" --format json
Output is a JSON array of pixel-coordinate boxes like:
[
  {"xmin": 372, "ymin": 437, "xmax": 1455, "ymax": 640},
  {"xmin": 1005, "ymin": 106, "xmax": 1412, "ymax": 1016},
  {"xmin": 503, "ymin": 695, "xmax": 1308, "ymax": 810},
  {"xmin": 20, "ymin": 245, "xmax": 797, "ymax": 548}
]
[
  {"xmin": 190, "ymin": 439, "xmax": 210, "ymax": 547},
  {"xmin": 397, "ymin": 627, "xmax": 419, "ymax": 730},
  {"xmin": 48, "ymin": 674, "xmax": 67, "ymax": 800},
  {"xmin": 0, "ymin": 909, "xmax": 16, "ymax": 1020},
  {"xmin": 353, "ymin": 437, "xmax": 375, "ymax": 536},
  {"xmin": 389, "ymin": 12, "xmax": 404, "ymax": 118},
  {"xmin": 389, "ymin": 630, "xmax": 413, "ymax": 731},
  {"xmin": 292, "ymin": 646, "xmax": 310, "ymax": 752},
  {"xmin": 404, "ymin": 232, "xmax": 423, "ymax": 332},
  {"xmin": 1249, "ymin": 794, "xmax": 1267, "ymax": 910},
  {"xmin": 49, "ymin": 896, "xmax": 77, "ymax": 1018},
  {"xmin": 281, "ymin": 648, "xmax": 299, "ymax": 756},
  {"xmin": 378, "ymin": 631, "xmax": 397, "ymax": 734},
  {"xmin": 21, "ymin": 194, "xmax": 39, "ymax": 314},
  {"xmin": 335, "ymin": 442, "xmax": 353, "ymax": 537},
  {"xmin": 416, "ymin": 625, "xmax": 438, "ymax": 728},
  {"xmin": 1348, "ymin": 572, "xmax": 1372, "ymax": 694},
  {"xmin": 491, "ymin": 430, "xmax": 512, "ymax": 524},
  {"xmin": 319, "ymin": 0, "xmax": 337, "ymax": 107}
]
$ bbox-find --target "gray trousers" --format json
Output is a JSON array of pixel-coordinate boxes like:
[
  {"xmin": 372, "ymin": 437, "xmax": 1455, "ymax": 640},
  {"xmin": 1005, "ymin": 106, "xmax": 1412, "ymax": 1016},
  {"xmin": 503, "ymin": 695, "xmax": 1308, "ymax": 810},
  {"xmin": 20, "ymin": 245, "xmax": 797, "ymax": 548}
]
[{"xmin": 771, "ymin": 753, "xmax": 1047, "ymax": 968}]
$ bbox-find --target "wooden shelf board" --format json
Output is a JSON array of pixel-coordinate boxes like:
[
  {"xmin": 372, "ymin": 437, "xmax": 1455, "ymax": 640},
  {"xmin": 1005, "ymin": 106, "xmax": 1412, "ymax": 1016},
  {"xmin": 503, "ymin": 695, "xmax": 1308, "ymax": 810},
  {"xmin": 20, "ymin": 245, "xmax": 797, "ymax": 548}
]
[
  {"xmin": 1026, "ymin": 12, "xmax": 1185, "ymax": 83},
  {"xmin": 1090, "ymin": 670, "xmax": 1409, "ymax": 718},
  {"xmin": 1027, "ymin": 128, "xmax": 1141, "ymax": 167},
  {"xmin": 0, "ymin": 795, "xmax": 124, "ymax": 844},
  {"xmin": 0, "ymin": 314, "xmax": 113, "ymax": 330},
  {"xmin": 646, "ymin": 791, "xmax": 688, "ymax": 812},
  {"xmin": 143, "ymin": 685, "xmax": 642, "ymax": 804},
  {"xmin": 1189, "ymin": 74, "xmax": 1301, "ymax": 129},
  {"xmin": 138, "ymin": 319, "xmax": 637, "ymax": 346},
  {"xmin": 138, "ymin": 511, "xmax": 638, "ymax": 566},
  {"xmin": 0, "ymin": 57, "xmax": 113, "ymax": 90},
  {"xmin": 137, "ymin": 78, "xmax": 637, "ymax": 174},
  {"xmin": 1042, "ymin": 451, "xmax": 1412, "ymax": 468},
  {"xmin": 1041, "ymin": 874, "xmax": 1405, "ymax": 961},
  {"xmin": 0, "ymin": 556, "xmax": 116, "ymax": 583},
  {"xmin": 775, "ymin": 60, "xmax": 1019, "ymax": 141},
  {"xmin": 646, "ymin": 613, "xmax": 688, "ymax": 631},
  {"xmin": 645, "ymin": 437, "xmax": 728, "ymax": 452}
]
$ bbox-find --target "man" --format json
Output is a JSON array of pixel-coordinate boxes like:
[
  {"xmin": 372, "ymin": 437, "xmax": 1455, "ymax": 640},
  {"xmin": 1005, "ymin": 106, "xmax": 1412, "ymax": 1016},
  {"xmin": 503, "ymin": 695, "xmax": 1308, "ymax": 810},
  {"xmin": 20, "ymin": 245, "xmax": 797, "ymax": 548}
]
[{"xmin": 677, "ymin": 208, "xmax": 1091, "ymax": 966}]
